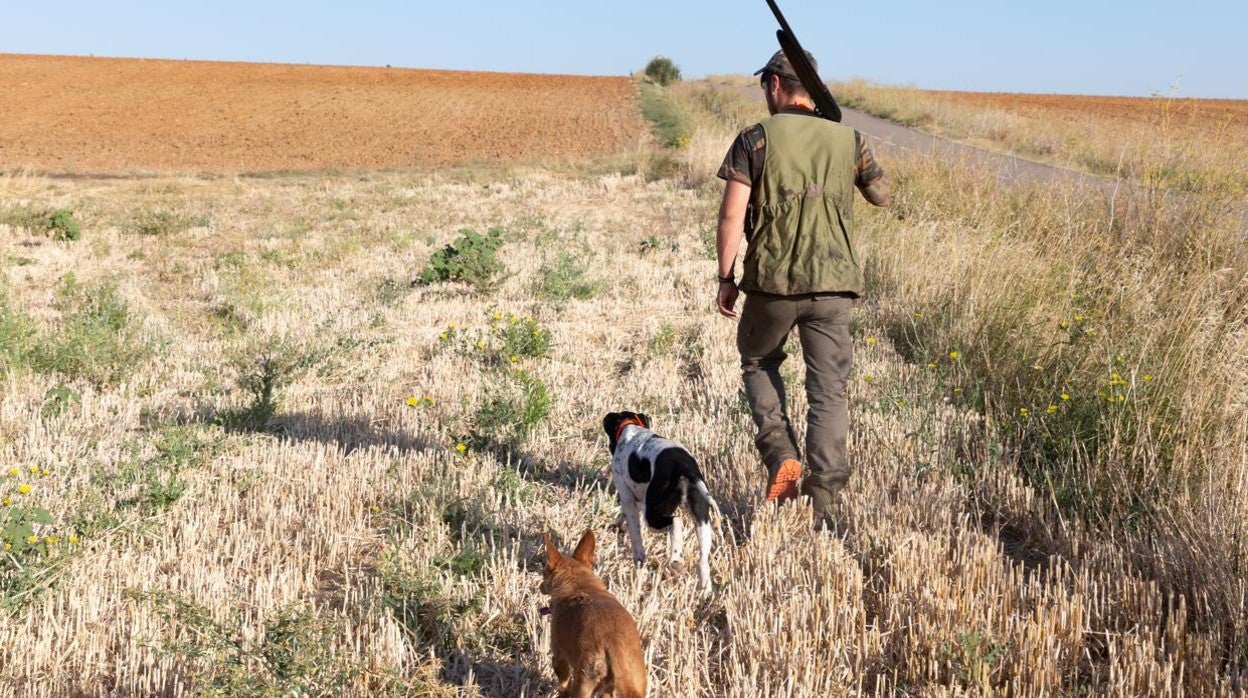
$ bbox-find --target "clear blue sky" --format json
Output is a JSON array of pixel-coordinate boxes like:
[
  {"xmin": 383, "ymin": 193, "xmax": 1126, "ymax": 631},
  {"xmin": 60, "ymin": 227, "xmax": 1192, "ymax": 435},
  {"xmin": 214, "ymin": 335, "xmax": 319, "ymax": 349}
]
[{"xmin": 3, "ymin": 0, "xmax": 1245, "ymax": 98}]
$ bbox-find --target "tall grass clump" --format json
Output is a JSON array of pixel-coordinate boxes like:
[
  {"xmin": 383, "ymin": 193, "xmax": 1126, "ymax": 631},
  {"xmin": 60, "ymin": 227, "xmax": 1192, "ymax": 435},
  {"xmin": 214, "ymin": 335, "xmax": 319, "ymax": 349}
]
[
  {"xmin": 638, "ymin": 81, "xmax": 694, "ymax": 150},
  {"xmin": 0, "ymin": 287, "xmax": 37, "ymax": 373},
  {"xmin": 862, "ymin": 152, "xmax": 1248, "ymax": 654},
  {"xmin": 28, "ymin": 275, "xmax": 150, "ymax": 386}
]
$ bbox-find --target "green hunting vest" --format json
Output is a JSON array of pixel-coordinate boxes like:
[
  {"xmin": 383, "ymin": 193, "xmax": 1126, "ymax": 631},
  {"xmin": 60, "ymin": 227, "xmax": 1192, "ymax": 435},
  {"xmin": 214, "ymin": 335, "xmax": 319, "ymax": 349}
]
[{"xmin": 741, "ymin": 112, "xmax": 863, "ymax": 297}]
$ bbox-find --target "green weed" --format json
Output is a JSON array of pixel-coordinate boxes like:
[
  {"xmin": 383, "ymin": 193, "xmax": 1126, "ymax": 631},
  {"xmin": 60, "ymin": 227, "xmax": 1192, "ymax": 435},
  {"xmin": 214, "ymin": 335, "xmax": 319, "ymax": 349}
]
[
  {"xmin": 416, "ymin": 227, "xmax": 506, "ymax": 289},
  {"xmin": 28, "ymin": 275, "xmax": 150, "ymax": 386},
  {"xmin": 532, "ymin": 252, "xmax": 600, "ymax": 302}
]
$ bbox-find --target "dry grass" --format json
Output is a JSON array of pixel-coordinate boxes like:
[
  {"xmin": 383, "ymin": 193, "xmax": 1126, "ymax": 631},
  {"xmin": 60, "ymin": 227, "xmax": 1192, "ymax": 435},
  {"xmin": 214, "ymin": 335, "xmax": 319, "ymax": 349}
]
[
  {"xmin": 1, "ymin": 80, "xmax": 1246, "ymax": 696},
  {"xmin": 833, "ymin": 78, "xmax": 1248, "ymax": 198}
]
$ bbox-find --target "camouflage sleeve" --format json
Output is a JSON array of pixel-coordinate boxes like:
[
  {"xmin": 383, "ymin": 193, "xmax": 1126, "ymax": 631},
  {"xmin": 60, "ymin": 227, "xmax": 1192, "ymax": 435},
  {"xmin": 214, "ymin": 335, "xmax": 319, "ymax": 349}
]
[
  {"xmin": 854, "ymin": 130, "xmax": 891, "ymax": 206},
  {"xmin": 716, "ymin": 125, "xmax": 764, "ymax": 186}
]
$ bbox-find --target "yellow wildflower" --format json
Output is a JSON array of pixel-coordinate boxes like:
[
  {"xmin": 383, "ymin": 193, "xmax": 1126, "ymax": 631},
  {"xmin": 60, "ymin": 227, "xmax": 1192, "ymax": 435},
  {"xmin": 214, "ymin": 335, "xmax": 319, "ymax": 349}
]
[
  {"xmin": 927, "ymin": 362, "xmax": 937, "ymax": 370},
  {"xmin": 455, "ymin": 443, "xmax": 467, "ymax": 453},
  {"xmin": 914, "ymin": 312, "xmax": 924, "ymax": 319},
  {"xmin": 2, "ymin": 497, "xmax": 10, "ymax": 506},
  {"xmin": 439, "ymin": 332, "xmax": 448, "ymax": 341},
  {"xmin": 26, "ymin": 534, "xmax": 37, "ymax": 545},
  {"xmin": 952, "ymin": 387, "xmax": 963, "ymax": 394},
  {"xmin": 865, "ymin": 337, "xmax": 877, "ymax": 346},
  {"xmin": 6, "ymin": 468, "xmax": 16, "ymax": 477},
  {"xmin": 1115, "ymin": 354, "xmax": 1125, "ymax": 364},
  {"xmin": 1047, "ymin": 404, "xmax": 1058, "ymax": 414},
  {"xmin": 1019, "ymin": 407, "xmax": 1029, "ymax": 417},
  {"xmin": 1074, "ymin": 315, "xmax": 1084, "ymax": 323},
  {"xmin": 509, "ymin": 355, "xmax": 518, "ymax": 363},
  {"xmin": 948, "ymin": 350, "xmax": 960, "ymax": 361},
  {"xmin": 423, "ymin": 396, "xmax": 435, "ymax": 406},
  {"xmin": 475, "ymin": 341, "xmax": 485, "ymax": 350},
  {"xmin": 1032, "ymin": 364, "xmax": 1043, "ymax": 371},
  {"xmin": 406, "ymin": 396, "xmax": 420, "ymax": 407},
  {"xmin": 1117, "ymin": 395, "xmax": 1125, "ymax": 402},
  {"xmin": 68, "ymin": 535, "xmax": 79, "ymax": 544},
  {"xmin": 28, "ymin": 465, "xmax": 38, "ymax": 474},
  {"xmin": 1143, "ymin": 374, "xmax": 1153, "ymax": 382},
  {"xmin": 1059, "ymin": 320, "xmax": 1070, "ymax": 329},
  {"xmin": 17, "ymin": 484, "xmax": 32, "ymax": 495},
  {"xmin": 3, "ymin": 543, "xmax": 9, "ymax": 551},
  {"xmin": 1060, "ymin": 393, "xmax": 1070, "ymax": 401},
  {"xmin": 46, "ymin": 536, "xmax": 58, "ymax": 545}
]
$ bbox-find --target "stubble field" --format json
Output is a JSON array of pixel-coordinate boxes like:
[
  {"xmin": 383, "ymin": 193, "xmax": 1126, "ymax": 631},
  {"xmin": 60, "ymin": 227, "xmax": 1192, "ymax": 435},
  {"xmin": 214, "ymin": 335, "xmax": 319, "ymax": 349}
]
[{"xmin": 2, "ymin": 58, "xmax": 1247, "ymax": 696}]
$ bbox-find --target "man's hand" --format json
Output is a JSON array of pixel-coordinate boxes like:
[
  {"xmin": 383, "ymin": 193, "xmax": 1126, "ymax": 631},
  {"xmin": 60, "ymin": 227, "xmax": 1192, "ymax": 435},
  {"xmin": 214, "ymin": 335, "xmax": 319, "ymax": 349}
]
[{"xmin": 716, "ymin": 280, "xmax": 739, "ymax": 319}]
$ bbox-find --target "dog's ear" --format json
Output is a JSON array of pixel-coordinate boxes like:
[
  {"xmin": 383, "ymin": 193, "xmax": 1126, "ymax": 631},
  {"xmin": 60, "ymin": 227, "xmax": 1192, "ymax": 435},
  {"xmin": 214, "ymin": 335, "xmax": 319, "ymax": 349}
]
[
  {"xmin": 572, "ymin": 529, "xmax": 596, "ymax": 566},
  {"xmin": 638, "ymin": 413, "xmax": 652, "ymax": 429},
  {"xmin": 603, "ymin": 413, "xmax": 622, "ymax": 454},
  {"xmin": 543, "ymin": 531, "xmax": 563, "ymax": 570}
]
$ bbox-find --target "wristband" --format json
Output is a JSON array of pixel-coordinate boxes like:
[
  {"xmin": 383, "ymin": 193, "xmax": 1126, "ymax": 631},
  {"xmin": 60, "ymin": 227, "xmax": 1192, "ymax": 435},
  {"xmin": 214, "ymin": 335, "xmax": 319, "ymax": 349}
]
[{"xmin": 717, "ymin": 275, "xmax": 735, "ymax": 284}]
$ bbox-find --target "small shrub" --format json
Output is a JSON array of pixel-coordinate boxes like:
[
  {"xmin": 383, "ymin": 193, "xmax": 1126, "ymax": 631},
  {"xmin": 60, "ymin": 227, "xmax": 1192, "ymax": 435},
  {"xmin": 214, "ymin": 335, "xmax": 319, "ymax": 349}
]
[
  {"xmin": 47, "ymin": 209, "xmax": 81, "ymax": 241},
  {"xmin": 416, "ymin": 227, "xmax": 506, "ymax": 289},
  {"xmin": 470, "ymin": 368, "xmax": 552, "ymax": 447},
  {"xmin": 533, "ymin": 253, "xmax": 599, "ymax": 302},
  {"xmin": 644, "ymin": 56, "xmax": 682, "ymax": 86},
  {"xmin": 217, "ymin": 337, "xmax": 323, "ymax": 431}
]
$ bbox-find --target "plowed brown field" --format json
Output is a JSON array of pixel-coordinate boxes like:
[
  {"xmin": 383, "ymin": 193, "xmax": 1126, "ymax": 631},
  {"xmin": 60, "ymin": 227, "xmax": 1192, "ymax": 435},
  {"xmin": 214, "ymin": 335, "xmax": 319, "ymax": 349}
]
[
  {"xmin": 0, "ymin": 53, "xmax": 646, "ymax": 174},
  {"xmin": 927, "ymin": 89, "xmax": 1248, "ymax": 137}
]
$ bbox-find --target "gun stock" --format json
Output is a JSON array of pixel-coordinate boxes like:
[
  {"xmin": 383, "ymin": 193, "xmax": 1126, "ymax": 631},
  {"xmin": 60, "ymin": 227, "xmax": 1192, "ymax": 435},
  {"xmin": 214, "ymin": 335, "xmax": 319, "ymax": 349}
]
[{"xmin": 764, "ymin": 0, "xmax": 842, "ymax": 122}]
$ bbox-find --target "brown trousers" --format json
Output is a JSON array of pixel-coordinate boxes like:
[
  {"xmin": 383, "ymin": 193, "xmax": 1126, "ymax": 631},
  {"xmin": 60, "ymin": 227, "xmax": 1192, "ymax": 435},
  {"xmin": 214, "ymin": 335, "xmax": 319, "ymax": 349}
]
[{"xmin": 736, "ymin": 292, "xmax": 854, "ymax": 499}]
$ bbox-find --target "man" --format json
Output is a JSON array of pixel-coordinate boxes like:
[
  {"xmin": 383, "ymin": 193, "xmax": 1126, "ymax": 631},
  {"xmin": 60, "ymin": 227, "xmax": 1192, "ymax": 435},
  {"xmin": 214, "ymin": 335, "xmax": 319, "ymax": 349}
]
[{"xmin": 715, "ymin": 49, "xmax": 891, "ymax": 531}]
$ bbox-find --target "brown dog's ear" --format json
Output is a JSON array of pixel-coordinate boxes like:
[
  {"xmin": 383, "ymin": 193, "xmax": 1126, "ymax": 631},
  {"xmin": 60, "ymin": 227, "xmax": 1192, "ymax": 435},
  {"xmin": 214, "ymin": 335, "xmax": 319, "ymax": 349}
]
[
  {"xmin": 544, "ymin": 532, "xmax": 564, "ymax": 570},
  {"xmin": 638, "ymin": 413, "xmax": 652, "ymax": 429},
  {"xmin": 572, "ymin": 529, "xmax": 596, "ymax": 566}
]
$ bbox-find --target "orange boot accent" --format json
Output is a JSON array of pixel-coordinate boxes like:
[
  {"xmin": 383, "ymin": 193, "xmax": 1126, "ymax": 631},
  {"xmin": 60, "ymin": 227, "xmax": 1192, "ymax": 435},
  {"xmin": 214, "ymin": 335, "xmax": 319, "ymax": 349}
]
[{"xmin": 766, "ymin": 458, "xmax": 802, "ymax": 503}]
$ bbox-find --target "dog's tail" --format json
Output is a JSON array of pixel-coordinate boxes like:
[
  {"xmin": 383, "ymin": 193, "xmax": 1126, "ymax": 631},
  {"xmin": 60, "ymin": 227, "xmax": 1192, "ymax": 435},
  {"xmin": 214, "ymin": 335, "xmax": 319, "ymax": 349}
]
[
  {"xmin": 693, "ymin": 477, "xmax": 721, "ymax": 520},
  {"xmin": 645, "ymin": 450, "xmax": 719, "ymax": 530},
  {"xmin": 606, "ymin": 633, "xmax": 647, "ymax": 698}
]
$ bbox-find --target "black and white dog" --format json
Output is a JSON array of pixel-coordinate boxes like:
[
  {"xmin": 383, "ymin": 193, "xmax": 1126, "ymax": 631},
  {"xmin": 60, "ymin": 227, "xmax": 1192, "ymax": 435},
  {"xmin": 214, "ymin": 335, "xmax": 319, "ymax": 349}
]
[{"xmin": 603, "ymin": 411, "xmax": 719, "ymax": 591}]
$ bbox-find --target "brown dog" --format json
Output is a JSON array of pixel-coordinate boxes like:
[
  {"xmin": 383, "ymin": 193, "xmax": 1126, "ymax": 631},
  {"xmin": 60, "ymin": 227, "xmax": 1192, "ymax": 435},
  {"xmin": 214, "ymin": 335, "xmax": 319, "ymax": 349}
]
[{"xmin": 541, "ymin": 529, "xmax": 646, "ymax": 698}]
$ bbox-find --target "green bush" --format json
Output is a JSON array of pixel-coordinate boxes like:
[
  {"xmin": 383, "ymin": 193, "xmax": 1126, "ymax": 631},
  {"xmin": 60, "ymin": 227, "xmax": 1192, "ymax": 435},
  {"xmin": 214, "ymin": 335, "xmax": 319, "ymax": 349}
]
[
  {"xmin": 416, "ymin": 227, "xmax": 506, "ymax": 289},
  {"xmin": 47, "ymin": 209, "xmax": 81, "ymax": 241},
  {"xmin": 644, "ymin": 56, "xmax": 682, "ymax": 86}
]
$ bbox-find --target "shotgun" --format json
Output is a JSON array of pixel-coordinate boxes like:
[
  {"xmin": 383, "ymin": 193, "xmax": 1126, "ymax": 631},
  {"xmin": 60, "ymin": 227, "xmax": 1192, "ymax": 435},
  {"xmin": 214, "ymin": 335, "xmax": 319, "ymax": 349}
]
[{"xmin": 764, "ymin": 0, "xmax": 842, "ymax": 122}]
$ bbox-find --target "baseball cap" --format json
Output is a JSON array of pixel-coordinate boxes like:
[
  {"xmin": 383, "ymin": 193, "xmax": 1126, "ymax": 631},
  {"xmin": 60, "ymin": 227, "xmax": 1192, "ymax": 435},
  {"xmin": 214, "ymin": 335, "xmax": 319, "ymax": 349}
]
[{"xmin": 753, "ymin": 49, "xmax": 817, "ymax": 81}]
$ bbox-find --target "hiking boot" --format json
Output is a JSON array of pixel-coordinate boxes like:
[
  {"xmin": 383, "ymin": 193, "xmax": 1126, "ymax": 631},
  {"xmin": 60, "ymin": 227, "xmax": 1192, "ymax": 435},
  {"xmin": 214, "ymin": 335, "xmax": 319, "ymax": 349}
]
[
  {"xmin": 803, "ymin": 479, "xmax": 845, "ymax": 534},
  {"xmin": 765, "ymin": 458, "xmax": 802, "ymax": 503}
]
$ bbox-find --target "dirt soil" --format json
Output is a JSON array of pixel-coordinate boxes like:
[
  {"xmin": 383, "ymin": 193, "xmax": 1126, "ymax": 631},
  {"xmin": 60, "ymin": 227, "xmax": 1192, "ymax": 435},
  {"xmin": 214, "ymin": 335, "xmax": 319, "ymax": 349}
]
[
  {"xmin": 925, "ymin": 90, "xmax": 1248, "ymax": 137},
  {"xmin": 0, "ymin": 54, "xmax": 646, "ymax": 174}
]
